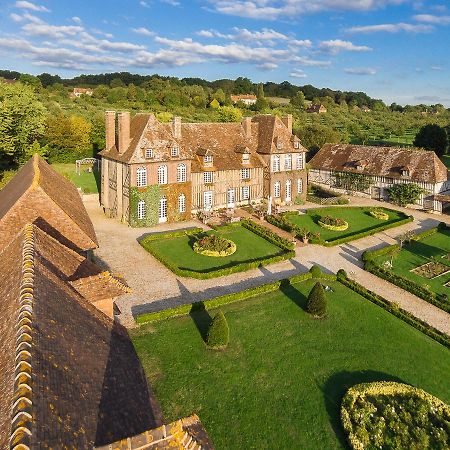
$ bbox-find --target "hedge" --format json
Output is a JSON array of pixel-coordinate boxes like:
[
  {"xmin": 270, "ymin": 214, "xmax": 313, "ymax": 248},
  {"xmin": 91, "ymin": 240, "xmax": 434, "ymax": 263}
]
[
  {"xmin": 241, "ymin": 218, "xmax": 295, "ymax": 251},
  {"xmin": 141, "ymin": 227, "xmax": 204, "ymax": 243},
  {"xmin": 136, "ymin": 269, "xmax": 335, "ymax": 324}
]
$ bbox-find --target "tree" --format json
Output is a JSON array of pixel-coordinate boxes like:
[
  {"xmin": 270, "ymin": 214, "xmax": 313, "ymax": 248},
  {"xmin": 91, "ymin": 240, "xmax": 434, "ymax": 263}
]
[
  {"xmin": 297, "ymin": 123, "xmax": 342, "ymax": 157},
  {"xmin": 19, "ymin": 74, "xmax": 42, "ymax": 91},
  {"xmin": 217, "ymin": 106, "xmax": 242, "ymax": 122},
  {"xmin": 291, "ymin": 91, "xmax": 306, "ymax": 109},
  {"xmin": 414, "ymin": 124, "xmax": 448, "ymax": 156},
  {"xmin": 387, "ymin": 183, "xmax": 424, "ymax": 207},
  {"xmin": 307, "ymin": 282, "xmax": 327, "ymax": 318},
  {"xmin": 209, "ymin": 98, "xmax": 220, "ymax": 109},
  {"xmin": 206, "ymin": 311, "xmax": 229, "ymax": 349},
  {"xmin": 0, "ymin": 82, "xmax": 46, "ymax": 168},
  {"xmin": 212, "ymin": 88, "xmax": 226, "ymax": 104}
]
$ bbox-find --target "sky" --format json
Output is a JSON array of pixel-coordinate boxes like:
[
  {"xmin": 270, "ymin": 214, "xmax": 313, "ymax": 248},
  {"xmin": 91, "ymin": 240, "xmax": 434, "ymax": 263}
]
[{"xmin": 0, "ymin": 0, "xmax": 449, "ymax": 106}]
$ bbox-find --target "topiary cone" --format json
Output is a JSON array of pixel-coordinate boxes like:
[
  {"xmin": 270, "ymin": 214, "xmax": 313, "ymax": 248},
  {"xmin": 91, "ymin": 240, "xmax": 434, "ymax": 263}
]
[
  {"xmin": 307, "ymin": 282, "xmax": 327, "ymax": 318},
  {"xmin": 206, "ymin": 311, "xmax": 229, "ymax": 349}
]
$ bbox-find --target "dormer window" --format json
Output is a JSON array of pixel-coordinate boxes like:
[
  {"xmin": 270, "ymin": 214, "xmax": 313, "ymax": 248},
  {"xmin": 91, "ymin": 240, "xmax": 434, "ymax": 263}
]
[
  {"xmin": 204, "ymin": 155, "xmax": 213, "ymax": 164},
  {"xmin": 402, "ymin": 169, "xmax": 410, "ymax": 177},
  {"xmin": 294, "ymin": 141, "xmax": 300, "ymax": 149},
  {"xmin": 277, "ymin": 141, "xmax": 283, "ymax": 150},
  {"xmin": 145, "ymin": 148, "xmax": 153, "ymax": 159},
  {"xmin": 171, "ymin": 146, "xmax": 179, "ymax": 157},
  {"xmin": 242, "ymin": 153, "xmax": 250, "ymax": 164}
]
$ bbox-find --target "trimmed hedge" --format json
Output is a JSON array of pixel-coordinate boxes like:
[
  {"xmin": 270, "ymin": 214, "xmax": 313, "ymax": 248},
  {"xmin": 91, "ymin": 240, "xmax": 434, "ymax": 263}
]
[
  {"xmin": 141, "ymin": 227, "xmax": 204, "ymax": 242},
  {"xmin": 307, "ymin": 282, "xmax": 327, "ymax": 318},
  {"xmin": 206, "ymin": 311, "xmax": 229, "ymax": 349},
  {"xmin": 241, "ymin": 218, "xmax": 295, "ymax": 251}
]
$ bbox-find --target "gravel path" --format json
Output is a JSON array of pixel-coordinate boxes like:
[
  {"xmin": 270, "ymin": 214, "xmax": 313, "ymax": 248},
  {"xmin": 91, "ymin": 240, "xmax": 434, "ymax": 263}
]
[{"xmin": 84, "ymin": 195, "xmax": 450, "ymax": 335}]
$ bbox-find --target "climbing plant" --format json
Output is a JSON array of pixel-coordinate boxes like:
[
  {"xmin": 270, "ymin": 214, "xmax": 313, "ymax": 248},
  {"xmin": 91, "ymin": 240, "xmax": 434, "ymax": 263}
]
[
  {"xmin": 129, "ymin": 185, "xmax": 162, "ymax": 227},
  {"xmin": 334, "ymin": 172, "xmax": 371, "ymax": 192}
]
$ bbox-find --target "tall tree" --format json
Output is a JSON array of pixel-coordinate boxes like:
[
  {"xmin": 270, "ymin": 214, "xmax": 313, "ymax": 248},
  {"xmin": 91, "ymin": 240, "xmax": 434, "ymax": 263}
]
[{"xmin": 414, "ymin": 124, "xmax": 448, "ymax": 156}]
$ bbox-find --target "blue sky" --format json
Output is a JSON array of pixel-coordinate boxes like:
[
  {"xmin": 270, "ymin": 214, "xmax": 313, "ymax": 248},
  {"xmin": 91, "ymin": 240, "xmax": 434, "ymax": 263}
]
[{"xmin": 0, "ymin": 0, "xmax": 449, "ymax": 105}]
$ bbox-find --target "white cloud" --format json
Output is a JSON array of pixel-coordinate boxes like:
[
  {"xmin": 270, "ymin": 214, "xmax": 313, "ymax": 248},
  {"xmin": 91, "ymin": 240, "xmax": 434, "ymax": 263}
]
[
  {"xmin": 318, "ymin": 39, "xmax": 371, "ymax": 54},
  {"xmin": 258, "ymin": 62, "xmax": 278, "ymax": 70},
  {"xmin": 344, "ymin": 67, "xmax": 377, "ymax": 75},
  {"xmin": 292, "ymin": 55, "xmax": 331, "ymax": 67},
  {"xmin": 14, "ymin": 1, "xmax": 50, "ymax": 12},
  {"xmin": 431, "ymin": 65, "xmax": 443, "ymax": 71},
  {"xmin": 139, "ymin": 1, "xmax": 150, "ymax": 7},
  {"xmin": 346, "ymin": 22, "xmax": 434, "ymax": 33},
  {"xmin": 10, "ymin": 13, "xmax": 24, "ymax": 22},
  {"xmin": 413, "ymin": 14, "xmax": 450, "ymax": 25},
  {"xmin": 22, "ymin": 22, "xmax": 84, "ymax": 39},
  {"xmin": 290, "ymin": 69, "xmax": 307, "ymax": 78},
  {"xmin": 132, "ymin": 27, "xmax": 155, "ymax": 36},
  {"xmin": 72, "ymin": 16, "xmax": 82, "ymax": 24},
  {"xmin": 160, "ymin": 0, "xmax": 180, "ymax": 5}
]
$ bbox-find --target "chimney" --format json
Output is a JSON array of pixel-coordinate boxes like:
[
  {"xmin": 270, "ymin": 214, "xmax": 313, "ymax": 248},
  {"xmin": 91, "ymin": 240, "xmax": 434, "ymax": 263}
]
[
  {"xmin": 172, "ymin": 116, "xmax": 181, "ymax": 139},
  {"xmin": 282, "ymin": 114, "xmax": 293, "ymax": 134},
  {"xmin": 242, "ymin": 117, "xmax": 252, "ymax": 139},
  {"xmin": 117, "ymin": 111, "xmax": 131, "ymax": 154},
  {"xmin": 105, "ymin": 111, "xmax": 116, "ymax": 150}
]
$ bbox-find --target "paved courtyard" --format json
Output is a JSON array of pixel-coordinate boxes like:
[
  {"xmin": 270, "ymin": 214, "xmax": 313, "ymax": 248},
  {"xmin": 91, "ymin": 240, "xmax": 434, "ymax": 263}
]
[{"xmin": 84, "ymin": 195, "xmax": 450, "ymax": 335}]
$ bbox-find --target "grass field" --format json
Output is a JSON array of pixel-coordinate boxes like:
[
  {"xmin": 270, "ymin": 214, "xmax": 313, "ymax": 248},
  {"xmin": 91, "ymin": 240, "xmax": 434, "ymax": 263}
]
[
  {"xmin": 374, "ymin": 228, "xmax": 450, "ymax": 296},
  {"xmin": 283, "ymin": 207, "xmax": 407, "ymax": 243},
  {"xmin": 131, "ymin": 278, "xmax": 450, "ymax": 450},
  {"xmin": 141, "ymin": 224, "xmax": 288, "ymax": 276},
  {"xmin": 51, "ymin": 162, "xmax": 100, "ymax": 193}
]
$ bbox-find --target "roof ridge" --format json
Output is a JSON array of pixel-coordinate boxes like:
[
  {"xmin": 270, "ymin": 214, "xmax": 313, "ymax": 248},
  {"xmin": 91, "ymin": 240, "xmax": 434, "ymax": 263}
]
[
  {"xmin": 10, "ymin": 223, "xmax": 35, "ymax": 450},
  {"xmin": 30, "ymin": 154, "xmax": 40, "ymax": 189},
  {"xmin": 72, "ymin": 270, "xmax": 132, "ymax": 294}
]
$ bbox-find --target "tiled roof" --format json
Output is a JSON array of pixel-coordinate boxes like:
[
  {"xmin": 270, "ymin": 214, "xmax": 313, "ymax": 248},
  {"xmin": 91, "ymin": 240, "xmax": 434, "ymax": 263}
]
[
  {"xmin": 309, "ymin": 143, "xmax": 448, "ymax": 184},
  {"xmin": 0, "ymin": 155, "xmax": 98, "ymax": 251},
  {"xmin": 230, "ymin": 94, "xmax": 257, "ymax": 101},
  {"xmin": 0, "ymin": 224, "xmax": 157, "ymax": 449}
]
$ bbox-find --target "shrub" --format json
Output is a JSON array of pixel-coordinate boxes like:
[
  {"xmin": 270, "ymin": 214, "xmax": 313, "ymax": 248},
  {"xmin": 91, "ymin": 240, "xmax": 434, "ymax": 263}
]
[
  {"xmin": 318, "ymin": 215, "xmax": 349, "ymax": 231},
  {"xmin": 336, "ymin": 269, "xmax": 348, "ymax": 281},
  {"xmin": 309, "ymin": 265, "xmax": 322, "ymax": 277},
  {"xmin": 241, "ymin": 219, "xmax": 295, "ymax": 251},
  {"xmin": 193, "ymin": 234, "xmax": 236, "ymax": 257},
  {"xmin": 307, "ymin": 282, "xmax": 327, "ymax": 318},
  {"xmin": 206, "ymin": 311, "xmax": 229, "ymax": 349},
  {"xmin": 369, "ymin": 209, "xmax": 389, "ymax": 220}
]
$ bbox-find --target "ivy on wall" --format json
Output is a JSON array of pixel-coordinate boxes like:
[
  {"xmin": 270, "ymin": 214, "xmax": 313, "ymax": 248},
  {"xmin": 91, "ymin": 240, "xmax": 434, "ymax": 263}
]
[
  {"xmin": 129, "ymin": 185, "xmax": 162, "ymax": 227},
  {"xmin": 334, "ymin": 172, "xmax": 372, "ymax": 192}
]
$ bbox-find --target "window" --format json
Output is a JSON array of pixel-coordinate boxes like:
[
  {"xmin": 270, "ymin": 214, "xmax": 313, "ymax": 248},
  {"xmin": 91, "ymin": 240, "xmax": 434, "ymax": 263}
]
[
  {"xmin": 241, "ymin": 186, "xmax": 250, "ymax": 201},
  {"xmin": 137, "ymin": 200, "xmax": 146, "ymax": 219},
  {"xmin": 158, "ymin": 196, "xmax": 167, "ymax": 222},
  {"xmin": 242, "ymin": 153, "xmax": 250, "ymax": 164},
  {"xmin": 203, "ymin": 191, "xmax": 213, "ymax": 210},
  {"xmin": 171, "ymin": 146, "xmax": 179, "ymax": 157},
  {"xmin": 272, "ymin": 155, "xmax": 280, "ymax": 172},
  {"xmin": 294, "ymin": 141, "xmax": 300, "ymax": 149},
  {"xmin": 285, "ymin": 154, "xmax": 292, "ymax": 171},
  {"xmin": 203, "ymin": 171, "xmax": 213, "ymax": 184},
  {"xmin": 157, "ymin": 165, "xmax": 167, "ymax": 185},
  {"xmin": 204, "ymin": 155, "xmax": 213, "ymax": 164},
  {"xmin": 178, "ymin": 194, "xmax": 186, "ymax": 213},
  {"xmin": 277, "ymin": 140, "xmax": 283, "ymax": 150},
  {"xmin": 297, "ymin": 178, "xmax": 303, "ymax": 194},
  {"xmin": 136, "ymin": 167, "xmax": 147, "ymax": 187},
  {"xmin": 274, "ymin": 181, "xmax": 281, "ymax": 198},
  {"xmin": 296, "ymin": 153, "xmax": 304, "ymax": 170},
  {"xmin": 227, "ymin": 188, "xmax": 235, "ymax": 207},
  {"xmin": 145, "ymin": 148, "xmax": 153, "ymax": 159},
  {"xmin": 286, "ymin": 179, "xmax": 292, "ymax": 201},
  {"xmin": 241, "ymin": 168, "xmax": 250, "ymax": 180},
  {"xmin": 177, "ymin": 163, "xmax": 187, "ymax": 182}
]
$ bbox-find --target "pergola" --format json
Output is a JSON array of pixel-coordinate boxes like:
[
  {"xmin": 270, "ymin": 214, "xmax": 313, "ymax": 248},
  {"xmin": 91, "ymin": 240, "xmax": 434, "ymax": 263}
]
[{"xmin": 75, "ymin": 158, "xmax": 99, "ymax": 175}]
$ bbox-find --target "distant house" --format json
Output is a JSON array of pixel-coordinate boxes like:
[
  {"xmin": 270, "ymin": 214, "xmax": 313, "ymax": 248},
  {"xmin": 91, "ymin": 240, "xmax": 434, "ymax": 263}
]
[
  {"xmin": 361, "ymin": 106, "xmax": 371, "ymax": 112},
  {"xmin": 0, "ymin": 78, "xmax": 16, "ymax": 84},
  {"xmin": 70, "ymin": 87, "xmax": 94, "ymax": 98},
  {"xmin": 309, "ymin": 143, "xmax": 450, "ymax": 212},
  {"xmin": 230, "ymin": 94, "xmax": 257, "ymax": 106},
  {"xmin": 306, "ymin": 104, "xmax": 327, "ymax": 114}
]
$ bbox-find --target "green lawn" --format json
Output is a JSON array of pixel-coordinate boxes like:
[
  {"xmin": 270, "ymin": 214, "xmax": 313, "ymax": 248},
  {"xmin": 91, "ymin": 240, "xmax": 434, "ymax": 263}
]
[
  {"xmin": 131, "ymin": 279, "xmax": 450, "ymax": 450},
  {"xmin": 51, "ymin": 162, "xmax": 100, "ymax": 193},
  {"xmin": 141, "ymin": 224, "xmax": 288, "ymax": 276},
  {"xmin": 374, "ymin": 228, "xmax": 450, "ymax": 296},
  {"xmin": 284, "ymin": 207, "xmax": 407, "ymax": 243}
]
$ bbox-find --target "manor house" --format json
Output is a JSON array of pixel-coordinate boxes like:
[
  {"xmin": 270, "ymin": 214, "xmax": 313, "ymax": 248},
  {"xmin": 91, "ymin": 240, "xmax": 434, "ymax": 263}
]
[{"xmin": 99, "ymin": 112, "xmax": 307, "ymax": 226}]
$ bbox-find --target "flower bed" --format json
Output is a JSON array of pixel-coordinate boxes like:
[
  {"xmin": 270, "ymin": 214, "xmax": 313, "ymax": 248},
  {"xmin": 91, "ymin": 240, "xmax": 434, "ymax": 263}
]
[
  {"xmin": 410, "ymin": 261, "xmax": 450, "ymax": 279},
  {"xmin": 193, "ymin": 234, "xmax": 236, "ymax": 257},
  {"xmin": 341, "ymin": 381, "xmax": 450, "ymax": 450},
  {"xmin": 318, "ymin": 215, "xmax": 349, "ymax": 231},
  {"xmin": 370, "ymin": 209, "xmax": 389, "ymax": 220}
]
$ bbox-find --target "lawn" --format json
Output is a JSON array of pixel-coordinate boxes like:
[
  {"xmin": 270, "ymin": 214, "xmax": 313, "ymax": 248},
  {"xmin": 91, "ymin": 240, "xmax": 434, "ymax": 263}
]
[
  {"xmin": 51, "ymin": 162, "xmax": 100, "ymax": 193},
  {"xmin": 374, "ymin": 228, "xmax": 450, "ymax": 296},
  {"xmin": 131, "ymin": 279, "xmax": 450, "ymax": 450},
  {"xmin": 283, "ymin": 207, "xmax": 408, "ymax": 244},
  {"xmin": 141, "ymin": 224, "xmax": 290, "ymax": 277}
]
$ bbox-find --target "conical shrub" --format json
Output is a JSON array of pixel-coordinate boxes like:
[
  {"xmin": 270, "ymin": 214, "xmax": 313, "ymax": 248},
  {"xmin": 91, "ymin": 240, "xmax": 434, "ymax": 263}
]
[
  {"xmin": 206, "ymin": 311, "xmax": 229, "ymax": 349},
  {"xmin": 307, "ymin": 282, "xmax": 327, "ymax": 318}
]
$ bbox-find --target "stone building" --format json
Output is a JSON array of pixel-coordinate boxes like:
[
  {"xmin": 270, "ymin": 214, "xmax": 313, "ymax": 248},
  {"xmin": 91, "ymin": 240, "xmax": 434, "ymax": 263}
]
[
  {"xmin": 309, "ymin": 143, "xmax": 450, "ymax": 212},
  {"xmin": 230, "ymin": 94, "xmax": 257, "ymax": 106},
  {"xmin": 99, "ymin": 112, "xmax": 307, "ymax": 226}
]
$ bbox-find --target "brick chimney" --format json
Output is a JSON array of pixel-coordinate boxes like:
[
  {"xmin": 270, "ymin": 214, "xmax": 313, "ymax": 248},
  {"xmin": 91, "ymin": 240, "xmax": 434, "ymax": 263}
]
[
  {"xmin": 172, "ymin": 116, "xmax": 181, "ymax": 139},
  {"xmin": 105, "ymin": 111, "xmax": 116, "ymax": 151},
  {"xmin": 242, "ymin": 117, "xmax": 252, "ymax": 139},
  {"xmin": 117, "ymin": 111, "xmax": 131, "ymax": 154},
  {"xmin": 282, "ymin": 114, "xmax": 293, "ymax": 134}
]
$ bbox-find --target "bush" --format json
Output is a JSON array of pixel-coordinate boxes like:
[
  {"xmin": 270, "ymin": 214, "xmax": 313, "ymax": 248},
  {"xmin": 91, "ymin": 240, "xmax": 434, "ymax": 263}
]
[
  {"xmin": 318, "ymin": 215, "xmax": 349, "ymax": 231},
  {"xmin": 307, "ymin": 282, "xmax": 327, "ymax": 318},
  {"xmin": 337, "ymin": 269, "xmax": 348, "ymax": 281},
  {"xmin": 193, "ymin": 234, "xmax": 236, "ymax": 257},
  {"xmin": 369, "ymin": 209, "xmax": 389, "ymax": 220},
  {"xmin": 309, "ymin": 265, "xmax": 322, "ymax": 277},
  {"xmin": 241, "ymin": 219, "xmax": 295, "ymax": 251},
  {"xmin": 206, "ymin": 311, "xmax": 229, "ymax": 349}
]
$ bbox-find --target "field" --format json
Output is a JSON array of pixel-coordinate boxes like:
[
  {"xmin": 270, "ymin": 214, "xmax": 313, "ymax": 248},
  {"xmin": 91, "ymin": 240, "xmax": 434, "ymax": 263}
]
[
  {"xmin": 131, "ymin": 278, "xmax": 450, "ymax": 450},
  {"xmin": 51, "ymin": 162, "xmax": 100, "ymax": 193},
  {"xmin": 283, "ymin": 207, "xmax": 407, "ymax": 244},
  {"xmin": 140, "ymin": 224, "xmax": 290, "ymax": 277}
]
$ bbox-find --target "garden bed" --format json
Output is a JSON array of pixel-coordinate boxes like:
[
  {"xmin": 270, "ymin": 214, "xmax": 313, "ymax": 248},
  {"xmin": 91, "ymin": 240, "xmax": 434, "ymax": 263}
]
[{"xmin": 410, "ymin": 261, "xmax": 450, "ymax": 279}]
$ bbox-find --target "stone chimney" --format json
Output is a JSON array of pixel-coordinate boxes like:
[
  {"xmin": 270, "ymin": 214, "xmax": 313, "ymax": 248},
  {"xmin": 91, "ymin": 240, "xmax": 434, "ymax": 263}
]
[
  {"xmin": 105, "ymin": 111, "xmax": 116, "ymax": 151},
  {"xmin": 242, "ymin": 117, "xmax": 252, "ymax": 139},
  {"xmin": 172, "ymin": 116, "xmax": 181, "ymax": 139},
  {"xmin": 282, "ymin": 114, "xmax": 293, "ymax": 134},
  {"xmin": 117, "ymin": 111, "xmax": 131, "ymax": 154}
]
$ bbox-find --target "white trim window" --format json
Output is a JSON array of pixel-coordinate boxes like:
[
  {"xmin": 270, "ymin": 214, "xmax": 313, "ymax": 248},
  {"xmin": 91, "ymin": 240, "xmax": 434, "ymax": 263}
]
[
  {"xmin": 145, "ymin": 148, "xmax": 153, "ymax": 159},
  {"xmin": 137, "ymin": 200, "xmax": 146, "ymax": 219},
  {"xmin": 272, "ymin": 155, "xmax": 280, "ymax": 172},
  {"xmin": 241, "ymin": 168, "xmax": 250, "ymax": 180},
  {"xmin": 171, "ymin": 146, "xmax": 179, "ymax": 157},
  {"xmin": 203, "ymin": 171, "xmax": 213, "ymax": 184},
  {"xmin": 294, "ymin": 140, "xmax": 300, "ymax": 149},
  {"xmin": 178, "ymin": 194, "xmax": 186, "ymax": 213},
  {"xmin": 241, "ymin": 186, "xmax": 250, "ymax": 201},
  {"xmin": 276, "ymin": 140, "xmax": 283, "ymax": 150},
  {"xmin": 136, "ymin": 167, "xmax": 147, "ymax": 187},
  {"xmin": 286, "ymin": 179, "xmax": 292, "ymax": 201},
  {"xmin": 159, "ymin": 196, "xmax": 167, "ymax": 222},
  {"xmin": 242, "ymin": 153, "xmax": 250, "ymax": 164},
  {"xmin": 274, "ymin": 181, "xmax": 281, "ymax": 198},
  {"xmin": 203, "ymin": 191, "xmax": 213, "ymax": 210},
  {"xmin": 297, "ymin": 178, "xmax": 303, "ymax": 194},
  {"xmin": 177, "ymin": 163, "xmax": 187, "ymax": 182},
  {"xmin": 285, "ymin": 154, "xmax": 292, "ymax": 171},
  {"xmin": 157, "ymin": 165, "xmax": 168, "ymax": 185},
  {"xmin": 227, "ymin": 188, "xmax": 235, "ymax": 207},
  {"xmin": 296, "ymin": 153, "xmax": 304, "ymax": 170},
  {"xmin": 204, "ymin": 155, "xmax": 213, "ymax": 164}
]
